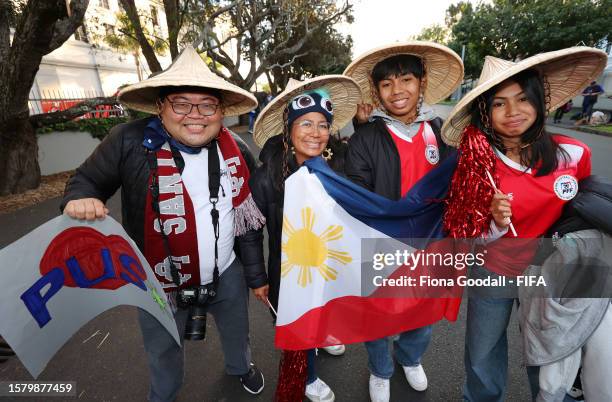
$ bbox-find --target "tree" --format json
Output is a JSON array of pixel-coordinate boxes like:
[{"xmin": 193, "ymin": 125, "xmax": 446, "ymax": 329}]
[
  {"xmin": 101, "ymin": 12, "xmax": 168, "ymax": 80},
  {"xmin": 261, "ymin": 1, "xmax": 354, "ymax": 94},
  {"xmin": 413, "ymin": 24, "xmax": 450, "ymax": 44},
  {"xmin": 0, "ymin": 0, "xmax": 90, "ymax": 195},
  {"xmin": 116, "ymin": 0, "xmax": 237, "ymax": 74},
  {"xmin": 117, "ymin": 0, "xmax": 352, "ymax": 92},
  {"xmin": 199, "ymin": 0, "xmax": 352, "ymax": 91},
  {"xmin": 446, "ymin": 0, "xmax": 612, "ymax": 78}
]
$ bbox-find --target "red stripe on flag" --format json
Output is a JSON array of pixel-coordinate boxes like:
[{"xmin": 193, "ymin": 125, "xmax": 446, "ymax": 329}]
[{"xmin": 275, "ymin": 296, "xmax": 461, "ymax": 350}]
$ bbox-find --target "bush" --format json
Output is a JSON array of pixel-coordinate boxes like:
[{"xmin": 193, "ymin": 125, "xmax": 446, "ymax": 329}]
[
  {"xmin": 36, "ymin": 117, "xmax": 129, "ymax": 140},
  {"xmin": 36, "ymin": 110, "xmax": 152, "ymax": 140}
]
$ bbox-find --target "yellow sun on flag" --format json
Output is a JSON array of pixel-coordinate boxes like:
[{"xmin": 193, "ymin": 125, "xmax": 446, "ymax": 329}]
[{"xmin": 281, "ymin": 207, "xmax": 352, "ymax": 287}]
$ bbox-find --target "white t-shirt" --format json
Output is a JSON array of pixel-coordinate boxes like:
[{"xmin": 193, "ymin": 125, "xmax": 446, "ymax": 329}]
[{"xmin": 180, "ymin": 148, "xmax": 236, "ymax": 285}]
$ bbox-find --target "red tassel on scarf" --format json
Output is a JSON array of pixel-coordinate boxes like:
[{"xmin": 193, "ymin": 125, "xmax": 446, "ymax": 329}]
[
  {"xmin": 444, "ymin": 125, "xmax": 497, "ymax": 238},
  {"xmin": 274, "ymin": 350, "xmax": 308, "ymax": 402}
]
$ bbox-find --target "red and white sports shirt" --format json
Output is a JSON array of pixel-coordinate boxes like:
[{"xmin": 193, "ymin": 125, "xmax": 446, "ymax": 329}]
[
  {"xmin": 387, "ymin": 121, "xmax": 441, "ymax": 197},
  {"xmin": 488, "ymin": 134, "xmax": 591, "ymax": 276}
]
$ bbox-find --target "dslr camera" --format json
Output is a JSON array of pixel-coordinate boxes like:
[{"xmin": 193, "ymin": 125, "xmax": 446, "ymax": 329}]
[{"xmin": 177, "ymin": 284, "xmax": 216, "ymax": 341}]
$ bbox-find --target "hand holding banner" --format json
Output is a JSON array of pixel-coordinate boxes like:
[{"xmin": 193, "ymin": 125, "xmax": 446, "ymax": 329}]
[{"xmin": 0, "ymin": 215, "xmax": 179, "ymax": 378}]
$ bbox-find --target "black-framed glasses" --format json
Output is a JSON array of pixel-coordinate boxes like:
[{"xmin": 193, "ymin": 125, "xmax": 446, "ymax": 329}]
[{"xmin": 167, "ymin": 100, "xmax": 220, "ymax": 116}]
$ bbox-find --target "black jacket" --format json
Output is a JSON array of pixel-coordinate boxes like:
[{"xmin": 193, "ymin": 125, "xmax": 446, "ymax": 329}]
[
  {"xmin": 61, "ymin": 117, "xmax": 267, "ymax": 289},
  {"xmin": 249, "ymin": 135, "xmax": 347, "ymax": 309},
  {"xmin": 345, "ymin": 117, "xmax": 450, "ymax": 200}
]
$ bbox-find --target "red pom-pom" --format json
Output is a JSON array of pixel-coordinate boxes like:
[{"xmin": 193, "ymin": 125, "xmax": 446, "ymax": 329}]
[
  {"xmin": 444, "ymin": 125, "xmax": 497, "ymax": 238},
  {"xmin": 274, "ymin": 350, "xmax": 308, "ymax": 402}
]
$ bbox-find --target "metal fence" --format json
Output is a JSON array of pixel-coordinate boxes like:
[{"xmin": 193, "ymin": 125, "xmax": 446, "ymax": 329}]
[{"xmin": 28, "ymin": 89, "xmax": 124, "ymax": 118}]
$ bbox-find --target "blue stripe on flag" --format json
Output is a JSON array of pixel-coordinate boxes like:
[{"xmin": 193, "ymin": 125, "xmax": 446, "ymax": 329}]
[{"xmin": 304, "ymin": 151, "xmax": 458, "ymax": 242}]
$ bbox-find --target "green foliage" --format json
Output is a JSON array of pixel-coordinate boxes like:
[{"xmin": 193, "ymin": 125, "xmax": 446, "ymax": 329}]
[
  {"xmin": 263, "ymin": 0, "xmax": 354, "ymax": 92},
  {"xmin": 445, "ymin": 0, "xmax": 612, "ymax": 78},
  {"xmin": 36, "ymin": 117, "xmax": 129, "ymax": 140},
  {"xmin": 102, "ymin": 12, "xmax": 167, "ymax": 55},
  {"xmin": 413, "ymin": 24, "xmax": 450, "ymax": 43}
]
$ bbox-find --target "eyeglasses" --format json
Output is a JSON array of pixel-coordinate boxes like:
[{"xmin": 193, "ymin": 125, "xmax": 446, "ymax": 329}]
[
  {"xmin": 167, "ymin": 100, "xmax": 220, "ymax": 116},
  {"xmin": 294, "ymin": 120, "xmax": 331, "ymax": 134}
]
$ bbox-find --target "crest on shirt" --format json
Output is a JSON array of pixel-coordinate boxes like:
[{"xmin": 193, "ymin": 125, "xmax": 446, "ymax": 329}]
[
  {"xmin": 553, "ymin": 174, "xmax": 578, "ymax": 200},
  {"xmin": 425, "ymin": 145, "xmax": 440, "ymax": 165}
]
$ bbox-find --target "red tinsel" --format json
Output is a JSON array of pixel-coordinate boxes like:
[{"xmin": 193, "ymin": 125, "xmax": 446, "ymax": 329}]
[
  {"xmin": 274, "ymin": 349, "xmax": 308, "ymax": 402},
  {"xmin": 444, "ymin": 125, "xmax": 497, "ymax": 238}
]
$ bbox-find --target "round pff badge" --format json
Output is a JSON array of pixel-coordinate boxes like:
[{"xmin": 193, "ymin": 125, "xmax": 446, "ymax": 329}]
[
  {"xmin": 553, "ymin": 174, "xmax": 579, "ymax": 200},
  {"xmin": 425, "ymin": 144, "xmax": 440, "ymax": 165}
]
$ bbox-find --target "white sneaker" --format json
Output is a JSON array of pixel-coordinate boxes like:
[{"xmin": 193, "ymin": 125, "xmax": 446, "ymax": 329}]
[
  {"xmin": 305, "ymin": 378, "xmax": 335, "ymax": 402},
  {"xmin": 402, "ymin": 364, "xmax": 428, "ymax": 391},
  {"xmin": 369, "ymin": 374, "xmax": 390, "ymax": 402},
  {"xmin": 321, "ymin": 344, "xmax": 345, "ymax": 356}
]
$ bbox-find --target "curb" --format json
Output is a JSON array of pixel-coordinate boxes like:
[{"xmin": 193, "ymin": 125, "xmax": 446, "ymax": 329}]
[
  {"xmin": 574, "ymin": 126, "xmax": 612, "ymax": 138},
  {"xmin": 547, "ymin": 122, "xmax": 612, "ymax": 138}
]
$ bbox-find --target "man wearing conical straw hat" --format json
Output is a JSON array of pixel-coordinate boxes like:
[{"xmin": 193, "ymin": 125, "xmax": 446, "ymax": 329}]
[
  {"xmin": 343, "ymin": 41, "xmax": 464, "ymax": 402},
  {"xmin": 441, "ymin": 47, "xmax": 606, "ymax": 402},
  {"xmin": 61, "ymin": 45, "xmax": 269, "ymax": 400}
]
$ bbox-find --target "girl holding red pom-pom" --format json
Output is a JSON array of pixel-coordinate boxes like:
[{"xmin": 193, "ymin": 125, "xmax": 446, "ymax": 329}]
[{"xmin": 441, "ymin": 48, "xmax": 606, "ymax": 402}]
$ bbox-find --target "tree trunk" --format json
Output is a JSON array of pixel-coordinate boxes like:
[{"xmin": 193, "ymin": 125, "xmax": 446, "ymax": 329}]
[{"xmin": 0, "ymin": 117, "xmax": 41, "ymax": 196}]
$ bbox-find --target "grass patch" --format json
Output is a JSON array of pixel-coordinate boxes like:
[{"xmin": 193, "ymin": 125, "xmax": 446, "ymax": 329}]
[{"xmin": 592, "ymin": 125, "xmax": 612, "ymax": 133}]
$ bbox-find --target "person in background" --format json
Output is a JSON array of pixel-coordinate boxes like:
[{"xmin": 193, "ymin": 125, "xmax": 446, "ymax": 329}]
[
  {"xmin": 580, "ymin": 80, "xmax": 604, "ymax": 120},
  {"xmin": 553, "ymin": 99, "xmax": 572, "ymax": 123}
]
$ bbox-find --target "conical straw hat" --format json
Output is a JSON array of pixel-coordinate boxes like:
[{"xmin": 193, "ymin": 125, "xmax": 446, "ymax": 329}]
[
  {"xmin": 118, "ymin": 45, "xmax": 257, "ymax": 116},
  {"xmin": 442, "ymin": 47, "xmax": 608, "ymax": 147},
  {"xmin": 253, "ymin": 75, "xmax": 362, "ymax": 148},
  {"xmin": 343, "ymin": 41, "xmax": 464, "ymax": 106}
]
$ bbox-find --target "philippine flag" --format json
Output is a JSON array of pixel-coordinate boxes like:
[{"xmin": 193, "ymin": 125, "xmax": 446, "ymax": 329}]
[{"xmin": 275, "ymin": 154, "xmax": 462, "ymax": 350}]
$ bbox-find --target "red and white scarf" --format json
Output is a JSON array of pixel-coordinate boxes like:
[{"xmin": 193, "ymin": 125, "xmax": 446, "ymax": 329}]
[{"xmin": 143, "ymin": 127, "xmax": 265, "ymax": 292}]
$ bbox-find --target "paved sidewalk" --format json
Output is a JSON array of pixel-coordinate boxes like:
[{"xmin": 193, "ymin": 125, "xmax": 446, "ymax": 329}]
[{"xmin": 3, "ymin": 120, "xmax": 608, "ymax": 401}]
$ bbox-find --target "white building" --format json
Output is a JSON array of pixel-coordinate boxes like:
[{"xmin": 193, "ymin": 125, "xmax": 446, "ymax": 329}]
[{"xmin": 30, "ymin": 0, "xmax": 172, "ymax": 108}]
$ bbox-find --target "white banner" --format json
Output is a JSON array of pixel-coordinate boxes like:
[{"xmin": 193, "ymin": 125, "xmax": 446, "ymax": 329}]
[{"xmin": 0, "ymin": 215, "xmax": 180, "ymax": 378}]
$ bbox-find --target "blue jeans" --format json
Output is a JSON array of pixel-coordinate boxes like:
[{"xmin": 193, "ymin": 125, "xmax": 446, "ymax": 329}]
[
  {"xmin": 464, "ymin": 295, "xmax": 515, "ymax": 402},
  {"xmin": 365, "ymin": 326, "xmax": 432, "ymax": 379},
  {"xmin": 307, "ymin": 349, "xmax": 317, "ymax": 384},
  {"xmin": 138, "ymin": 259, "xmax": 251, "ymax": 402}
]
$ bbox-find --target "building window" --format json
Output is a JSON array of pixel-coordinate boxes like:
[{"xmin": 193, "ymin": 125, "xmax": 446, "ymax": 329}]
[
  {"xmin": 74, "ymin": 26, "xmax": 89, "ymax": 43},
  {"xmin": 104, "ymin": 23, "xmax": 115, "ymax": 36},
  {"xmin": 100, "ymin": 0, "xmax": 110, "ymax": 9},
  {"xmin": 151, "ymin": 7, "xmax": 159, "ymax": 25}
]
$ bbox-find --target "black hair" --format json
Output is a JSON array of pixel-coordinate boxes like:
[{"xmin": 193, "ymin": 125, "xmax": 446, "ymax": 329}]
[
  {"xmin": 158, "ymin": 86, "xmax": 222, "ymax": 101},
  {"xmin": 469, "ymin": 69, "xmax": 566, "ymax": 177},
  {"xmin": 371, "ymin": 54, "xmax": 425, "ymax": 87}
]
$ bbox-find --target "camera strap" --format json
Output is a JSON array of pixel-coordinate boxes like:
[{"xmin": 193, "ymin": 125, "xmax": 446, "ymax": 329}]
[
  {"xmin": 146, "ymin": 149, "xmax": 181, "ymax": 287},
  {"xmin": 207, "ymin": 139, "xmax": 221, "ymax": 294}
]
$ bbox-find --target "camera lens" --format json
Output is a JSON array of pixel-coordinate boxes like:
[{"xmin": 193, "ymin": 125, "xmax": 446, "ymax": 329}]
[{"xmin": 184, "ymin": 304, "xmax": 207, "ymax": 341}]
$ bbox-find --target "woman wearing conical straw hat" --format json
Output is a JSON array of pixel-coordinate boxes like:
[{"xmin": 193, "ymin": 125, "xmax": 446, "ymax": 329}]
[
  {"xmin": 343, "ymin": 41, "xmax": 464, "ymax": 402},
  {"xmin": 441, "ymin": 47, "xmax": 607, "ymax": 401},
  {"xmin": 249, "ymin": 75, "xmax": 361, "ymax": 402}
]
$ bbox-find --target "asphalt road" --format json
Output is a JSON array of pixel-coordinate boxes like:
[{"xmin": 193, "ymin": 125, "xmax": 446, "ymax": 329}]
[{"xmin": 0, "ymin": 122, "xmax": 609, "ymax": 402}]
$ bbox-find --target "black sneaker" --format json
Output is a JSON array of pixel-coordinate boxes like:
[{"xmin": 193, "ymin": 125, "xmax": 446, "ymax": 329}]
[{"xmin": 240, "ymin": 364, "xmax": 264, "ymax": 395}]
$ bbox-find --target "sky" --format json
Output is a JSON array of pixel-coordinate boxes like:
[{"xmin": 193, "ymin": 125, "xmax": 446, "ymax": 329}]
[{"xmin": 343, "ymin": 0, "xmax": 482, "ymax": 57}]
